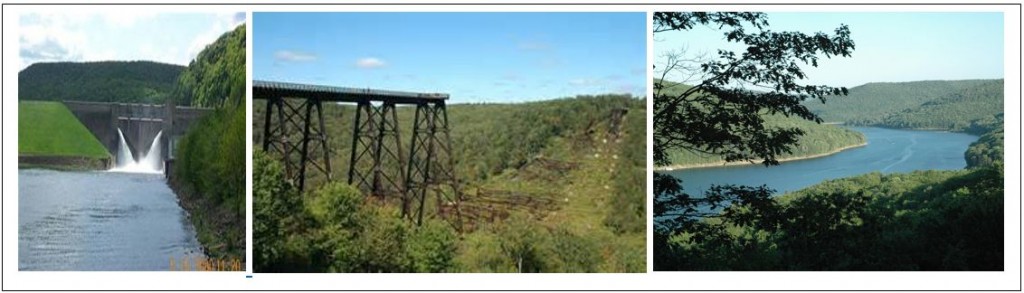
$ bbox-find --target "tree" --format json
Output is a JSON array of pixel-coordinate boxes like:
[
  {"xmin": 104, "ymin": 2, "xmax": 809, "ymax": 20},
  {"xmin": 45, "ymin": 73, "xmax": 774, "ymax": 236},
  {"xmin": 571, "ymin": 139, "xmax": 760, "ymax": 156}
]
[{"xmin": 652, "ymin": 12, "xmax": 855, "ymax": 269}]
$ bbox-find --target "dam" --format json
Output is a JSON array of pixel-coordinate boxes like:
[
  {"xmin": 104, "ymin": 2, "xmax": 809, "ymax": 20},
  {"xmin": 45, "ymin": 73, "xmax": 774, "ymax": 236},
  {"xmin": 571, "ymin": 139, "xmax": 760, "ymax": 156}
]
[{"xmin": 62, "ymin": 100, "xmax": 212, "ymax": 171}]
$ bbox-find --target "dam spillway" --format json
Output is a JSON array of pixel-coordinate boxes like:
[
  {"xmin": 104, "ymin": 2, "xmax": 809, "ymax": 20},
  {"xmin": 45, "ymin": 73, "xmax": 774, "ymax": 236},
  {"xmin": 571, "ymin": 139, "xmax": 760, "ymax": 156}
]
[
  {"xmin": 111, "ymin": 129, "xmax": 164, "ymax": 174},
  {"xmin": 61, "ymin": 100, "xmax": 212, "ymax": 169}
]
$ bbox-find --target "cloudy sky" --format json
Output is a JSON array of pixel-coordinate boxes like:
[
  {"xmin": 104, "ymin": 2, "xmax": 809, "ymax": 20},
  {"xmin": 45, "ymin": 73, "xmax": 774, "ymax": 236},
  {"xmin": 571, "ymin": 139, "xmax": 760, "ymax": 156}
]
[
  {"xmin": 655, "ymin": 12, "xmax": 1004, "ymax": 88},
  {"xmin": 253, "ymin": 12, "xmax": 647, "ymax": 103},
  {"xmin": 19, "ymin": 12, "xmax": 245, "ymax": 69}
]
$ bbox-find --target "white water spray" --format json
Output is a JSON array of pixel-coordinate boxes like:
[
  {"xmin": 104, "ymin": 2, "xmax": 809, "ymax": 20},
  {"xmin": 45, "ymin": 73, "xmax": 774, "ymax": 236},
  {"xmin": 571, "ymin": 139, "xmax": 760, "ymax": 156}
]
[
  {"xmin": 110, "ymin": 128, "xmax": 164, "ymax": 174},
  {"xmin": 115, "ymin": 128, "xmax": 136, "ymax": 167}
]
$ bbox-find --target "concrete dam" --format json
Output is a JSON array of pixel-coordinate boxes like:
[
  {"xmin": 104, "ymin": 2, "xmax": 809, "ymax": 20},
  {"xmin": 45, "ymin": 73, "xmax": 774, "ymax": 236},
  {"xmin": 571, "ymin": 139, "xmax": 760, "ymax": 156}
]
[{"xmin": 63, "ymin": 101, "xmax": 212, "ymax": 171}]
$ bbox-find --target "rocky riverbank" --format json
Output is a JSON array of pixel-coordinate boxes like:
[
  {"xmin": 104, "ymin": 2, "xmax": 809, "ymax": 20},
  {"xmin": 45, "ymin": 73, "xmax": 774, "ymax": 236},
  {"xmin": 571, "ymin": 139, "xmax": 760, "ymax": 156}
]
[{"xmin": 167, "ymin": 174, "xmax": 246, "ymax": 268}]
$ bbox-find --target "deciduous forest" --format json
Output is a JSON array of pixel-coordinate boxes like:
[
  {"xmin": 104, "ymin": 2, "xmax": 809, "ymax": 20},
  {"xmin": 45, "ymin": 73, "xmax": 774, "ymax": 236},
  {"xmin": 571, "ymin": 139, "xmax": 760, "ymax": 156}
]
[
  {"xmin": 805, "ymin": 79, "xmax": 1004, "ymax": 135},
  {"xmin": 254, "ymin": 95, "xmax": 646, "ymax": 272},
  {"xmin": 170, "ymin": 24, "xmax": 247, "ymax": 262},
  {"xmin": 18, "ymin": 61, "xmax": 184, "ymax": 104}
]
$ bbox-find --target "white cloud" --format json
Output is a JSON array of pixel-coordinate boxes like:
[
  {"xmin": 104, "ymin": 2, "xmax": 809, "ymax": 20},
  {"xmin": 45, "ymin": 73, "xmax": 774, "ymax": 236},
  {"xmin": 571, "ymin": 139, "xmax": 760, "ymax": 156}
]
[
  {"xmin": 100, "ymin": 12, "xmax": 157, "ymax": 27},
  {"xmin": 615, "ymin": 84, "xmax": 646, "ymax": 96},
  {"xmin": 185, "ymin": 12, "xmax": 245, "ymax": 63},
  {"xmin": 355, "ymin": 57, "xmax": 386, "ymax": 69},
  {"xmin": 19, "ymin": 13, "xmax": 88, "ymax": 68},
  {"xmin": 569, "ymin": 78, "xmax": 604, "ymax": 87},
  {"xmin": 19, "ymin": 12, "xmax": 243, "ymax": 68},
  {"xmin": 275, "ymin": 50, "xmax": 317, "ymax": 62},
  {"xmin": 231, "ymin": 12, "xmax": 246, "ymax": 26}
]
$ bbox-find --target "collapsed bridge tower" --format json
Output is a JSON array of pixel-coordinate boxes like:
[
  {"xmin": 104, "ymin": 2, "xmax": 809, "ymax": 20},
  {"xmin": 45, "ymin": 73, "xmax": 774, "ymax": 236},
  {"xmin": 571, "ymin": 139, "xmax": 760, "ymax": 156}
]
[{"xmin": 253, "ymin": 80, "xmax": 461, "ymax": 227}]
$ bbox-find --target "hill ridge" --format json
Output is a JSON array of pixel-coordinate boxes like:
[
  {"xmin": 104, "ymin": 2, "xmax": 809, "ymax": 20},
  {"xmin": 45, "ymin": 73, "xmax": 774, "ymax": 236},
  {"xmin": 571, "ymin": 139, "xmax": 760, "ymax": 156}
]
[{"xmin": 19, "ymin": 60, "xmax": 185, "ymax": 104}]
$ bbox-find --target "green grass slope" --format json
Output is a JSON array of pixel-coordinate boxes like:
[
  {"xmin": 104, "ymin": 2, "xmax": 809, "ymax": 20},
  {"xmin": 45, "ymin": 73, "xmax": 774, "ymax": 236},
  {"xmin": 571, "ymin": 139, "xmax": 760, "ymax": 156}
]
[{"xmin": 18, "ymin": 101, "xmax": 109, "ymax": 159}]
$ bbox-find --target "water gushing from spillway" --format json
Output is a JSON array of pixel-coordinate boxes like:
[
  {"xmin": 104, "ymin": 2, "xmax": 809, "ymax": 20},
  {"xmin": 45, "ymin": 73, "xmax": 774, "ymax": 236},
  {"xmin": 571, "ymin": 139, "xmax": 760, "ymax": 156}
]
[
  {"xmin": 115, "ymin": 128, "xmax": 136, "ymax": 167},
  {"xmin": 110, "ymin": 129, "xmax": 164, "ymax": 174}
]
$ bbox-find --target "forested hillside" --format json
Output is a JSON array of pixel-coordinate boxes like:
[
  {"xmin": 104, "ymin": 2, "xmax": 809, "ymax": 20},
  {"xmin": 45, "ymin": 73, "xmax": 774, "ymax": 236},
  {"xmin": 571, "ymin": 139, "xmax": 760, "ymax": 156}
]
[
  {"xmin": 171, "ymin": 24, "xmax": 247, "ymax": 262},
  {"xmin": 873, "ymin": 80, "xmax": 1003, "ymax": 133},
  {"xmin": 966, "ymin": 129, "xmax": 1004, "ymax": 169},
  {"xmin": 174, "ymin": 25, "xmax": 246, "ymax": 108},
  {"xmin": 806, "ymin": 79, "xmax": 1004, "ymax": 134},
  {"xmin": 665, "ymin": 114, "xmax": 865, "ymax": 167},
  {"xmin": 657, "ymin": 166, "xmax": 1004, "ymax": 270},
  {"xmin": 254, "ymin": 95, "xmax": 646, "ymax": 272},
  {"xmin": 19, "ymin": 61, "xmax": 184, "ymax": 104},
  {"xmin": 656, "ymin": 80, "xmax": 866, "ymax": 167}
]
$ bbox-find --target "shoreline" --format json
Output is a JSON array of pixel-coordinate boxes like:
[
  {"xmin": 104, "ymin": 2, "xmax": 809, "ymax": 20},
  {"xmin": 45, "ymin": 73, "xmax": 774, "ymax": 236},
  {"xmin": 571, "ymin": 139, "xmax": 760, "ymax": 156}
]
[
  {"xmin": 18, "ymin": 154, "xmax": 110, "ymax": 171},
  {"xmin": 655, "ymin": 142, "xmax": 868, "ymax": 171},
  {"xmin": 166, "ymin": 172, "xmax": 246, "ymax": 268}
]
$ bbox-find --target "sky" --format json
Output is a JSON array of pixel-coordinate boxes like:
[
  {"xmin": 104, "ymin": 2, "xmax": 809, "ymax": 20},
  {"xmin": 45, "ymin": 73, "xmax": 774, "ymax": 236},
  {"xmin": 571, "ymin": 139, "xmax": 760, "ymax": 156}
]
[
  {"xmin": 253, "ymin": 12, "xmax": 647, "ymax": 103},
  {"xmin": 19, "ymin": 12, "xmax": 246, "ymax": 69},
  {"xmin": 654, "ymin": 12, "xmax": 1005, "ymax": 88}
]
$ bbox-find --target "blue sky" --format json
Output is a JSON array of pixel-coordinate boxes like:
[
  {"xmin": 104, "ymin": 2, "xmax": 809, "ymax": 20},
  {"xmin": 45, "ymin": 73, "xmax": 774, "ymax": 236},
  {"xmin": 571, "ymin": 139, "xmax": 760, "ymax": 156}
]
[
  {"xmin": 254, "ymin": 12, "xmax": 647, "ymax": 103},
  {"xmin": 654, "ymin": 12, "xmax": 1004, "ymax": 88},
  {"xmin": 19, "ymin": 12, "xmax": 245, "ymax": 69}
]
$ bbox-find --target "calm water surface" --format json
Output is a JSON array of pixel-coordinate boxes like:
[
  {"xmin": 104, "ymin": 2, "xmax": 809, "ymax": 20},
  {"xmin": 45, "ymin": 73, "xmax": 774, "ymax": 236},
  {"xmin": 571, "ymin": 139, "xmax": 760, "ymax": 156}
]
[
  {"xmin": 19, "ymin": 169, "xmax": 203, "ymax": 271},
  {"xmin": 664, "ymin": 127, "xmax": 979, "ymax": 196}
]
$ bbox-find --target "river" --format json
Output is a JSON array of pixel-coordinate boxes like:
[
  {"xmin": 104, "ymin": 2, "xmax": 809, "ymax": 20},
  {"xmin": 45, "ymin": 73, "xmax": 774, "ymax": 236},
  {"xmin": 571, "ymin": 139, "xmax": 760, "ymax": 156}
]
[
  {"xmin": 662, "ymin": 127, "xmax": 980, "ymax": 196},
  {"xmin": 18, "ymin": 169, "xmax": 203, "ymax": 271}
]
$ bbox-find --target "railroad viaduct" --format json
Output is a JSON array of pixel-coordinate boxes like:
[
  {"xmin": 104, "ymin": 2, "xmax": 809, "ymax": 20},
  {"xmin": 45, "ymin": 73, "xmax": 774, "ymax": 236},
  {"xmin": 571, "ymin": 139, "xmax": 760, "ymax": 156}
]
[{"xmin": 254, "ymin": 80, "xmax": 459, "ymax": 227}]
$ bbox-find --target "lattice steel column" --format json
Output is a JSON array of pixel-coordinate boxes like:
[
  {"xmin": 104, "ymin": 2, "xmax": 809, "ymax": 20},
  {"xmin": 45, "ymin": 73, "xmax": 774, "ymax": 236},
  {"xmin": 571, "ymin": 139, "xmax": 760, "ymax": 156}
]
[
  {"xmin": 299, "ymin": 99, "xmax": 332, "ymax": 190},
  {"xmin": 372, "ymin": 101, "xmax": 406, "ymax": 198},
  {"xmin": 347, "ymin": 101, "xmax": 405, "ymax": 198},
  {"xmin": 262, "ymin": 97, "xmax": 332, "ymax": 191},
  {"xmin": 348, "ymin": 101, "xmax": 377, "ymax": 192},
  {"xmin": 404, "ymin": 101, "xmax": 461, "ymax": 229}
]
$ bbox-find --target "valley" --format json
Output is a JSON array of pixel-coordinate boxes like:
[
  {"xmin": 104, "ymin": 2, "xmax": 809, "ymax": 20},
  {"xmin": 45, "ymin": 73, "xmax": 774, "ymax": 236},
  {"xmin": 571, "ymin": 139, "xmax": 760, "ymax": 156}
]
[
  {"xmin": 253, "ymin": 95, "xmax": 647, "ymax": 272},
  {"xmin": 654, "ymin": 77, "xmax": 1005, "ymax": 271}
]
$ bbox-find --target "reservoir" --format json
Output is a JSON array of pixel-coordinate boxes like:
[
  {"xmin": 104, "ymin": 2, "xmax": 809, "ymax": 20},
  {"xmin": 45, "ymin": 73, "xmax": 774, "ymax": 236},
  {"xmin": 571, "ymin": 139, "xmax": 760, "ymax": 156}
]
[
  {"xmin": 663, "ymin": 127, "xmax": 980, "ymax": 196},
  {"xmin": 19, "ymin": 169, "xmax": 203, "ymax": 271}
]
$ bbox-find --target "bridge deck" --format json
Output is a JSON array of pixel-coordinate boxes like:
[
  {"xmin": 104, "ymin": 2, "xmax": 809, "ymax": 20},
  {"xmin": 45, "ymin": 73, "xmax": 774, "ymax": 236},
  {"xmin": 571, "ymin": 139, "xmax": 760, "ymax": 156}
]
[{"xmin": 252, "ymin": 80, "xmax": 449, "ymax": 104}]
